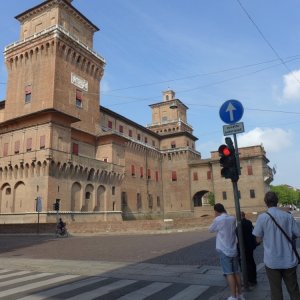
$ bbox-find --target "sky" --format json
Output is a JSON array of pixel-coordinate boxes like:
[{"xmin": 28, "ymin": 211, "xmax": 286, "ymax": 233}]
[{"xmin": 1, "ymin": 0, "xmax": 300, "ymax": 188}]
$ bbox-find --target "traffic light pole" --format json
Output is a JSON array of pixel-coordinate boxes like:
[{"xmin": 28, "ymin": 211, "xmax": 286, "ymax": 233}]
[{"xmin": 232, "ymin": 133, "xmax": 248, "ymax": 289}]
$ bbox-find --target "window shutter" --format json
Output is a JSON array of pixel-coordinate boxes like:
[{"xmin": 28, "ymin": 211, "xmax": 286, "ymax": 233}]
[
  {"xmin": 72, "ymin": 143, "xmax": 79, "ymax": 155},
  {"xmin": 15, "ymin": 141, "xmax": 20, "ymax": 153},
  {"xmin": 40, "ymin": 135, "xmax": 45, "ymax": 149},
  {"xmin": 247, "ymin": 165, "xmax": 253, "ymax": 175},
  {"xmin": 76, "ymin": 90, "xmax": 82, "ymax": 100},
  {"xmin": 172, "ymin": 171, "xmax": 177, "ymax": 181},
  {"xmin": 26, "ymin": 138, "xmax": 32, "ymax": 151},
  {"xmin": 25, "ymin": 85, "xmax": 32, "ymax": 94},
  {"xmin": 207, "ymin": 171, "xmax": 212, "ymax": 180},
  {"xmin": 193, "ymin": 172, "xmax": 198, "ymax": 181},
  {"xmin": 3, "ymin": 143, "xmax": 8, "ymax": 156}
]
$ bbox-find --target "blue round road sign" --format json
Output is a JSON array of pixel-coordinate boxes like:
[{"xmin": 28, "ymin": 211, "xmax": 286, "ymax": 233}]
[{"xmin": 219, "ymin": 99, "xmax": 244, "ymax": 125}]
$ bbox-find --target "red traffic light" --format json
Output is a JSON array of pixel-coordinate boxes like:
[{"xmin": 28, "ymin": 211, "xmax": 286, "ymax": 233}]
[{"xmin": 218, "ymin": 144, "xmax": 231, "ymax": 156}]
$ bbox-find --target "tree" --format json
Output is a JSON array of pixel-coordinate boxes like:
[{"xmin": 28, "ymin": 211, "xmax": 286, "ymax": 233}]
[
  {"xmin": 207, "ymin": 192, "xmax": 215, "ymax": 206},
  {"xmin": 270, "ymin": 185, "xmax": 300, "ymax": 206}
]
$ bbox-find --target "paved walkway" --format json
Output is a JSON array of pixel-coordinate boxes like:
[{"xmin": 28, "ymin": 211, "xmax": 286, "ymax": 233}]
[{"xmin": 0, "ymin": 257, "xmax": 297, "ymax": 299}]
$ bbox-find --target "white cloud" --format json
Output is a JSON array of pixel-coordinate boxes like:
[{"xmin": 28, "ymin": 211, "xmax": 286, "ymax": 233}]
[
  {"xmin": 281, "ymin": 70, "xmax": 300, "ymax": 103},
  {"xmin": 238, "ymin": 127, "xmax": 293, "ymax": 153}
]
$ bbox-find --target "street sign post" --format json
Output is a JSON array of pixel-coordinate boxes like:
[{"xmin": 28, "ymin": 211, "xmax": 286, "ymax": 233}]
[{"xmin": 219, "ymin": 99, "xmax": 248, "ymax": 288}]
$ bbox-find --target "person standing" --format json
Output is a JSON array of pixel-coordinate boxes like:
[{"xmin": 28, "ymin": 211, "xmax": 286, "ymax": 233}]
[
  {"xmin": 253, "ymin": 191, "xmax": 300, "ymax": 300},
  {"xmin": 238, "ymin": 211, "xmax": 258, "ymax": 286},
  {"xmin": 209, "ymin": 203, "xmax": 245, "ymax": 300}
]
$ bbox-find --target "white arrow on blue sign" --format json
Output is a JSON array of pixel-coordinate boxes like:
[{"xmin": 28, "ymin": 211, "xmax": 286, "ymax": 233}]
[{"xmin": 219, "ymin": 99, "xmax": 244, "ymax": 125}]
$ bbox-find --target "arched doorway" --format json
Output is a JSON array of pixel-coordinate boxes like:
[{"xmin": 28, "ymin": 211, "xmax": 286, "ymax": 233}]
[
  {"xmin": 192, "ymin": 190, "xmax": 210, "ymax": 207},
  {"xmin": 71, "ymin": 182, "xmax": 81, "ymax": 211}
]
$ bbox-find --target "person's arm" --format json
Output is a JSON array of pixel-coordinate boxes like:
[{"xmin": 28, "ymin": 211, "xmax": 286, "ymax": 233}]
[
  {"xmin": 252, "ymin": 214, "xmax": 264, "ymax": 244},
  {"xmin": 256, "ymin": 236, "xmax": 262, "ymax": 244},
  {"xmin": 209, "ymin": 218, "xmax": 218, "ymax": 233}
]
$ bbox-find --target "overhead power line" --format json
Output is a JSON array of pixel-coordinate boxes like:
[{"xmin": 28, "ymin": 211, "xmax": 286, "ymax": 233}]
[{"xmin": 236, "ymin": 0, "xmax": 300, "ymax": 85}]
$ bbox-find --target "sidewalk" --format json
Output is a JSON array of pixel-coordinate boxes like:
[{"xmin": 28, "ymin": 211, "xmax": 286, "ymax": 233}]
[{"xmin": 210, "ymin": 263, "xmax": 295, "ymax": 300}]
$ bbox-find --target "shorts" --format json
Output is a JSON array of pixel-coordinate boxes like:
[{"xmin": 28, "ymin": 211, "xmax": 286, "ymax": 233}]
[{"xmin": 217, "ymin": 250, "xmax": 240, "ymax": 275}]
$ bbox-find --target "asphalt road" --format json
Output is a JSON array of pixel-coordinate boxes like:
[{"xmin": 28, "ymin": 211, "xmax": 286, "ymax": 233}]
[{"xmin": 0, "ymin": 229, "xmax": 264, "ymax": 267}]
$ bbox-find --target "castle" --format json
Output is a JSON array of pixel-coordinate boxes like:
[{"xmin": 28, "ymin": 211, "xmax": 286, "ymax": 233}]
[{"xmin": 0, "ymin": 0, "xmax": 273, "ymax": 224}]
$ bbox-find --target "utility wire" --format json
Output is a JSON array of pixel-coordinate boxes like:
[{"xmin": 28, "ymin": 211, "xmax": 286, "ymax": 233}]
[
  {"xmin": 236, "ymin": 0, "xmax": 300, "ymax": 85},
  {"xmin": 103, "ymin": 56, "xmax": 300, "ymax": 106}
]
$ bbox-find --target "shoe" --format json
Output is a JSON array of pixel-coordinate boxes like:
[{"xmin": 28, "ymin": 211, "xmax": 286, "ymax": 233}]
[
  {"xmin": 227, "ymin": 297, "xmax": 237, "ymax": 300},
  {"xmin": 237, "ymin": 294, "xmax": 246, "ymax": 300}
]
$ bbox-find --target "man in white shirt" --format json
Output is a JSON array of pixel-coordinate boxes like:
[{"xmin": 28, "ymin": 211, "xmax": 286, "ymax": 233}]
[
  {"xmin": 253, "ymin": 191, "xmax": 300, "ymax": 300},
  {"xmin": 209, "ymin": 203, "xmax": 244, "ymax": 300}
]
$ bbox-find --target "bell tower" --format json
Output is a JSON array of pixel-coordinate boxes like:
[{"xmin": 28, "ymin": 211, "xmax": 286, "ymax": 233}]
[{"xmin": 4, "ymin": 0, "xmax": 105, "ymax": 134}]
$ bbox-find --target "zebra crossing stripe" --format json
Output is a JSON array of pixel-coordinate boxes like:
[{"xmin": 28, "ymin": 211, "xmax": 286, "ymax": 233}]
[
  {"xmin": 17, "ymin": 277, "xmax": 107, "ymax": 300},
  {"xmin": 0, "ymin": 270, "xmax": 13, "ymax": 274},
  {"xmin": 66, "ymin": 279, "xmax": 137, "ymax": 300},
  {"xmin": 0, "ymin": 274, "xmax": 79, "ymax": 298},
  {"xmin": 0, "ymin": 270, "xmax": 31, "ymax": 280},
  {"xmin": 0, "ymin": 272, "xmax": 55, "ymax": 287},
  {"xmin": 117, "ymin": 282, "xmax": 172, "ymax": 300},
  {"xmin": 168, "ymin": 284, "xmax": 209, "ymax": 300}
]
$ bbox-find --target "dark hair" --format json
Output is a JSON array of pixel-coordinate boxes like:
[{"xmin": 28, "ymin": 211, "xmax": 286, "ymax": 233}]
[
  {"xmin": 214, "ymin": 203, "xmax": 226, "ymax": 213},
  {"xmin": 264, "ymin": 191, "xmax": 278, "ymax": 207}
]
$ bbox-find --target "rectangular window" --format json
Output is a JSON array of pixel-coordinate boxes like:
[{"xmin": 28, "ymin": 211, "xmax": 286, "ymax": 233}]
[
  {"xmin": 129, "ymin": 129, "xmax": 132, "ymax": 137},
  {"xmin": 144, "ymin": 137, "xmax": 148, "ymax": 143},
  {"xmin": 108, "ymin": 120, "xmax": 112, "ymax": 129},
  {"xmin": 25, "ymin": 85, "xmax": 32, "ymax": 103},
  {"xmin": 152, "ymin": 140, "xmax": 155, "ymax": 147},
  {"xmin": 140, "ymin": 167, "xmax": 144, "ymax": 178},
  {"xmin": 148, "ymin": 194, "xmax": 153, "ymax": 209},
  {"xmin": 137, "ymin": 133, "xmax": 141, "ymax": 141},
  {"xmin": 222, "ymin": 191, "xmax": 227, "ymax": 200},
  {"xmin": 207, "ymin": 171, "xmax": 212, "ymax": 180},
  {"xmin": 131, "ymin": 165, "xmax": 135, "ymax": 176},
  {"xmin": 137, "ymin": 193, "xmax": 142, "ymax": 210},
  {"xmin": 171, "ymin": 141, "xmax": 176, "ymax": 148},
  {"xmin": 119, "ymin": 125, "xmax": 123, "ymax": 133},
  {"xmin": 155, "ymin": 171, "xmax": 159, "ymax": 182},
  {"xmin": 172, "ymin": 171, "xmax": 177, "ymax": 181},
  {"xmin": 238, "ymin": 190, "xmax": 241, "ymax": 199},
  {"xmin": 14, "ymin": 141, "xmax": 20, "ymax": 154},
  {"xmin": 72, "ymin": 143, "xmax": 79, "ymax": 155},
  {"xmin": 250, "ymin": 189, "xmax": 256, "ymax": 198},
  {"xmin": 103, "ymin": 158, "xmax": 108, "ymax": 162},
  {"xmin": 112, "ymin": 186, "xmax": 115, "ymax": 195},
  {"xmin": 193, "ymin": 172, "xmax": 198, "ymax": 181},
  {"xmin": 75, "ymin": 89, "xmax": 82, "ymax": 108},
  {"xmin": 40, "ymin": 135, "xmax": 45, "ymax": 149},
  {"xmin": 121, "ymin": 192, "xmax": 127, "ymax": 211},
  {"xmin": 147, "ymin": 169, "xmax": 151, "ymax": 179},
  {"xmin": 3, "ymin": 143, "xmax": 8, "ymax": 157},
  {"xmin": 157, "ymin": 196, "xmax": 161, "ymax": 208},
  {"xmin": 247, "ymin": 165, "xmax": 253, "ymax": 175},
  {"xmin": 26, "ymin": 138, "xmax": 32, "ymax": 151}
]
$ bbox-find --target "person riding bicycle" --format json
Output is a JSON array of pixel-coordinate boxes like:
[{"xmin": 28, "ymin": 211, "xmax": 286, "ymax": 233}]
[{"xmin": 57, "ymin": 218, "xmax": 66, "ymax": 234}]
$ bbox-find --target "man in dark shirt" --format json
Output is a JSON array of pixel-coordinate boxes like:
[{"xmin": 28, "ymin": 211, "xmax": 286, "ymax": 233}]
[{"xmin": 238, "ymin": 211, "xmax": 258, "ymax": 286}]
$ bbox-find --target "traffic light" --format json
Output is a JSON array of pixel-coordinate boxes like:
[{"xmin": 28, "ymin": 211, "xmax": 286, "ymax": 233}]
[
  {"xmin": 54, "ymin": 199, "xmax": 60, "ymax": 211},
  {"xmin": 218, "ymin": 137, "xmax": 239, "ymax": 182}
]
